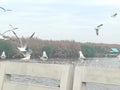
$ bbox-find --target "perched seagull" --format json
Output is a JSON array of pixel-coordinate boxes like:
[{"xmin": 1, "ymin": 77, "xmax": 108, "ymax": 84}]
[
  {"xmin": 40, "ymin": 51, "xmax": 48, "ymax": 61},
  {"xmin": 0, "ymin": 51, "xmax": 6, "ymax": 59},
  {"xmin": 21, "ymin": 49, "xmax": 32, "ymax": 62},
  {"xmin": 0, "ymin": 7, "xmax": 12, "ymax": 12},
  {"xmin": 111, "ymin": 13, "xmax": 117, "ymax": 18},
  {"xmin": 79, "ymin": 50, "xmax": 86, "ymax": 63},
  {"xmin": 79, "ymin": 50, "xmax": 85, "ymax": 60},
  {"xmin": 12, "ymin": 31, "xmax": 35, "ymax": 52}
]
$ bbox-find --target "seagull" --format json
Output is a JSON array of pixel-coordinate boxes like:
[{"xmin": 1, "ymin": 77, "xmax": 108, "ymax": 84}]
[
  {"xmin": 0, "ymin": 51, "xmax": 6, "ymax": 59},
  {"xmin": 79, "ymin": 50, "xmax": 85, "ymax": 60},
  {"xmin": 94, "ymin": 24, "xmax": 103, "ymax": 36},
  {"xmin": 111, "ymin": 13, "xmax": 117, "ymax": 18},
  {"xmin": 12, "ymin": 31, "xmax": 35, "ymax": 52},
  {"xmin": 95, "ymin": 28, "xmax": 99, "ymax": 36},
  {"xmin": 0, "ymin": 7, "xmax": 12, "ymax": 12},
  {"xmin": 39, "ymin": 51, "xmax": 48, "ymax": 61},
  {"xmin": 21, "ymin": 49, "xmax": 32, "ymax": 62}
]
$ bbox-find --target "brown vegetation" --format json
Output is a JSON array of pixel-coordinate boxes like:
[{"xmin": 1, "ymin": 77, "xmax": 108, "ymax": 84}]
[{"xmin": 8, "ymin": 37, "xmax": 120, "ymax": 59}]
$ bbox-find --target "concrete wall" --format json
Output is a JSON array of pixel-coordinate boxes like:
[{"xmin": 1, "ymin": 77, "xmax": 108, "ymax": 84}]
[
  {"xmin": 73, "ymin": 66, "xmax": 120, "ymax": 90},
  {"xmin": 0, "ymin": 62, "xmax": 74, "ymax": 90},
  {"xmin": 0, "ymin": 62, "xmax": 120, "ymax": 90}
]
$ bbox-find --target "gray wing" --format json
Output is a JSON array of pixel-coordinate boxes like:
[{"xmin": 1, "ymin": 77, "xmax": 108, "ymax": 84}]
[
  {"xmin": 9, "ymin": 25, "xmax": 18, "ymax": 30},
  {"xmin": 97, "ymin": 24, "xmax": 103, "ymax": 27},
  {"xmin": 0, "ymin": 7, "xmax": 5, "ymax": 11},
  {"xmin": 24, "ymin": 32, "xmax": 35, "ymax": 48},
  {"xmin": 2, "ymin": 25, "xmax": 18, "ymax": 35},
  {"xmin": 29, "ymin": 32, "xmax": 35, "ymax": 39},
  {"xmin": 111, "ymin": 13, "xmax": 117, "ymax": 17},
  {"xmin": 12, "ymin": 31, "xmax": 23, "ymax": 47}
]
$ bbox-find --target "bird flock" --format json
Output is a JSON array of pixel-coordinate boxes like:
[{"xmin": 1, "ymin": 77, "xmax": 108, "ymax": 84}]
[
  {"xmin": 0, "ymin": 7, "xmax": 36, "ymax": 62},
  {"xmin": 0, "ymin": 6, "xmax": 49, "ymax": 62},
  {"xmin": 0, "ymin": 6, "xmax": 118, "ymax": 62},
  {"xmin": 95, "ymin": 13, "xmax": 118, "ymax": 36}
]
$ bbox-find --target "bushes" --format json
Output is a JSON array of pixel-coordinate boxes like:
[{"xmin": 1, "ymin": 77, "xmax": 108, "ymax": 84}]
[
  {"xmin": 42, "ymin": 45, "xmax": 53, "ymax": 58},
  {"xmin": 81, "ymin": 44, "xmax": 106, "ymax": 57},
  {"xmin": 0, "ymin": 40, "xmax": 13, "ymax": 58},
  {"xmin": 9, "ymin": 38, "xmax": 109, "ymax": 58}
]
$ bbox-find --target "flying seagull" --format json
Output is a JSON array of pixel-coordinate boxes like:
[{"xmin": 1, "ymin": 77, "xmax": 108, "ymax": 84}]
[
  {"xmin": 0, "ymin": 7, "xmax": 12, "ymax": 12},
  {"xmin": 12, "ymin": 31, "xmax": 35, "ymax": 52},
  {"xmin": 111, "ymin": 13, "xmax": 117, "ymax": 18},
  {"xmin": 95, "ymin": 28, "xmax": 99, "ymax": 36},
  {"xmin": 94, "ymin": 24, "xmax": 103, "ymax": 36}
]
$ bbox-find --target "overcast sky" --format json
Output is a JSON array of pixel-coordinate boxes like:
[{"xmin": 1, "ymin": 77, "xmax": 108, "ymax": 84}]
[{"xmin": 0, "ymin": 0, "xmax": 120, "ymax": 44}]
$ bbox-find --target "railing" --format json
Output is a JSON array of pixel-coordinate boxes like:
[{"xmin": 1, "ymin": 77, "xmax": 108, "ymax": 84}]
[{"xmin": 0, "ymin": 61, "xmax": 120, "ymax": 90}]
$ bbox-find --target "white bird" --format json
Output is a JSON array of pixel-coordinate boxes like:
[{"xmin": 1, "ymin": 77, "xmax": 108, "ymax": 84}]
[
  {"xmin": 79, "ymin": 50, "xmax": 86, "ymax": 63},
  {"xmin": 0, "ymin": 7, "xmax": 12, "ymax": 12},
  {"xmin": 12, "ymin": 31, "xmax": 35, "ymax": 52},
  {"xmin": 21, "ymin": 49, "xmax": 32, "ymax": 62},
  {"xmin": 21, "ymin": 54, "xmax": 31, "ymax": 62},
  {"xmin": 0, "ymin": 51, "xmax": 6, "ymax": 59},
  {"xmin": 79, "ymin": 50, "xmax": 85, "ymax": 60},
  {"xmin": 111, "ymin": 13, "xmax": 117, "ymax": 18},
  {"xmin": 40, "ymin": 51, "xmax": 48, "ymax": 61}
]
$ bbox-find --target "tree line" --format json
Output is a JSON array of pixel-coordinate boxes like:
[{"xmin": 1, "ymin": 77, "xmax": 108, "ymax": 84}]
[{"xmin": 0, "ymin": 38, "xmax": 120, "ymax": 59}]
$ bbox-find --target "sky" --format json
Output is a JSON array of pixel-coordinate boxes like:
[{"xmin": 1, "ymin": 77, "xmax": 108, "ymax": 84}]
[{"xmin": 0, "ymin": 0, "xmax": 120, "ymax": 44}]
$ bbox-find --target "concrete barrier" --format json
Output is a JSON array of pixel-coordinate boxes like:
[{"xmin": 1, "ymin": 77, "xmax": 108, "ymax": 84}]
[
  {"xmin": 0, "ymin": 62, "xmax": 120, "ymax": 90},
  {"xmin": 0, "ymin": 62, "xmax": 74, "ymax": 90},
  {"xmin": 73, "ymin": 66, "xmax": 120, "ymax": 90}
]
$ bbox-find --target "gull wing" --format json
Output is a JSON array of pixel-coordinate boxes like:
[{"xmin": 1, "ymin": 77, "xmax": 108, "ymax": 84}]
[
  {"xmin": 111, "ymin": 13, "xmax": 117, "ymax": 17},
  {"xmin": 0, "ymin": 7, "xmax": 12, "ymax": 12},
  {"xmin": 24, "ymin": 32, "xmax": 35, "ymax": 49},
  {"xmin": 12, "ymin": 31, "xmax": 23, "ymax": 47},
  {"xmin": 0, "ymin": 7, "xmax": 5, "ymax": 11},
  {"xmin": 2, "ymin": 25, "xmax": 18, "ymax": 35},
  {"xmin": 9, "ymin": 25, "xmax": 18, "ymax": 30},
  {"xmin": 29, "ymin": 32, "xmax": 35, "ymax": 39},
  {"xmin": 97, "ymin": 24, "xmax": 103, "ymax": 27}
]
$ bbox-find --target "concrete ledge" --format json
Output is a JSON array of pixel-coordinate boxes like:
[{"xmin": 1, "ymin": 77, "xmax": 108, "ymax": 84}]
[
  {"xmin": 0, "ymin": 62, "xmax": 74, "ymax": 90},
  {"xmin": 73, "ymin": 66, "xmax": 120, "ymax": 90},
  {"xmin": 0, "ymin": 61, "xmax": 120, "ymax": 90}
]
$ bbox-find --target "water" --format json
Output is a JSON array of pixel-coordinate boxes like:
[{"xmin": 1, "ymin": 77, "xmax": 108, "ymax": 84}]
[{"xmin": 6, "ymin": 57, "xmax": 120, "ymax": 90}]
